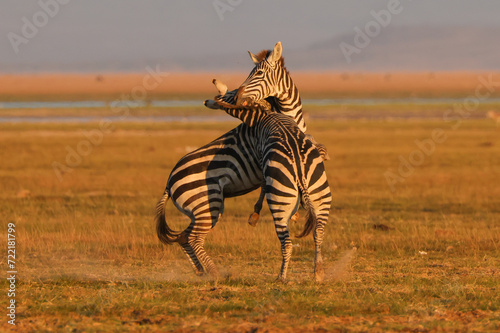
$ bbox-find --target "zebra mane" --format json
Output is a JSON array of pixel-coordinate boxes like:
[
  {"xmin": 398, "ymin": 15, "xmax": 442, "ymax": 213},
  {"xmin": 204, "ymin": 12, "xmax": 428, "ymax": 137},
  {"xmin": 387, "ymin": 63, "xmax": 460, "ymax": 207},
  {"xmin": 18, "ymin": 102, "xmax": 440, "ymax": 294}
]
[{"xmin": 255, "ymin": 50, "xmax": 286, "ymax": 68}]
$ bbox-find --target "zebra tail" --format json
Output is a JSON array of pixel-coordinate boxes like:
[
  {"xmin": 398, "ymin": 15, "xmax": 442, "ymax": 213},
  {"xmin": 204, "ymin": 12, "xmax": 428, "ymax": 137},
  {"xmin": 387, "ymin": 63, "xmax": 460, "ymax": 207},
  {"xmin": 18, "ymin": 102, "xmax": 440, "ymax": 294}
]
[
  {"xmin": 295, "ymin": 180, "xmax": 317, "ymax": 238},
  {"xmin": 155, "ymin": 190, "xmax": 182, "ymax": 245}
]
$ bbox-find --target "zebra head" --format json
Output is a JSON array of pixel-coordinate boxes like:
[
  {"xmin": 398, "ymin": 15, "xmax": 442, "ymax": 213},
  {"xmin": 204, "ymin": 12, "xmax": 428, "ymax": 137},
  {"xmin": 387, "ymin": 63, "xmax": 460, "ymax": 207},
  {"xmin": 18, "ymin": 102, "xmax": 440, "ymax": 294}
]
[
  {"xmin": 205, "ymin": 79, "xmax": 272, "ymax": 111},
  {"xmin": 235, "ymin": 41, "xmax": 287, "ymax": 107}
]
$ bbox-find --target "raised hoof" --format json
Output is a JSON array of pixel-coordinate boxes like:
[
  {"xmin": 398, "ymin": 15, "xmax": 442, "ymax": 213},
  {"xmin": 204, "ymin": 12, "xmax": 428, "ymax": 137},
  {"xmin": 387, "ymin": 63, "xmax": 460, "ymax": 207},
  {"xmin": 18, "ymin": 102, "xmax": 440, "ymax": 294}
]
[{"xmin": 248, "ymin": 213, "xmax": 260, "ymax": 227}]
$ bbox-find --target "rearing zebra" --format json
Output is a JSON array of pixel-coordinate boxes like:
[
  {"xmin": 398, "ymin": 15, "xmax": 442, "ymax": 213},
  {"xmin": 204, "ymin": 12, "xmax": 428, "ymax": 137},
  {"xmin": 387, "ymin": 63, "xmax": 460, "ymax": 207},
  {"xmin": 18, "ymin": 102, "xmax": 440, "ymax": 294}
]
[{"xmin": 206, "ymin": 80, "xmax": 332, "ymax": 282}]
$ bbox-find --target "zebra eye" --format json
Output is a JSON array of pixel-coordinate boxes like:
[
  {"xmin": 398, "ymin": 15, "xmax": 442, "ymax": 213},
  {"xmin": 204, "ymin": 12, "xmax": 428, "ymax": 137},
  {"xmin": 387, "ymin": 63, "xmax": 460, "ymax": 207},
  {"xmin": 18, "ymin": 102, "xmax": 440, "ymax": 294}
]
[{"xmin": 256, "ymin": 70, "xmax": 264, "ymax": 75}]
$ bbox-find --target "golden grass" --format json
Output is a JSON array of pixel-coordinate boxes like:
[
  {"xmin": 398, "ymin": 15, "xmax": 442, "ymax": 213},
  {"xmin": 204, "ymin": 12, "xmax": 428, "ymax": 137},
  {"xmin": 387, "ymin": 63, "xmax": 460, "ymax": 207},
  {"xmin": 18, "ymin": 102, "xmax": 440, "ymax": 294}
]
[
  {"xmin": 2, "ymin": 71, "xmax": 500, "ymax": 101},
  {"xmin": 0, "ymin": 113, "xmax": 499, "ymax": 332}
]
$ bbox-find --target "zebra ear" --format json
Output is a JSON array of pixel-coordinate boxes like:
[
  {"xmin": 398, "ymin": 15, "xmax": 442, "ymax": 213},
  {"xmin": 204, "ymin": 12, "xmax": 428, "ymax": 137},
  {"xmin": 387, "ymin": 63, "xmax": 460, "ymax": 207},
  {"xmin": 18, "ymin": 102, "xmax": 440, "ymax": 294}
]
[
  {"xmin": 212, "ymin": 79, "xmax": 227, "ymax": 96},
  {"xmin": 269, "ymin": 41, "xmax": 283, "ymax": 64},
  {"xmin": 248, "ymin": 51, "xmax": 260, "ymax": 65}
]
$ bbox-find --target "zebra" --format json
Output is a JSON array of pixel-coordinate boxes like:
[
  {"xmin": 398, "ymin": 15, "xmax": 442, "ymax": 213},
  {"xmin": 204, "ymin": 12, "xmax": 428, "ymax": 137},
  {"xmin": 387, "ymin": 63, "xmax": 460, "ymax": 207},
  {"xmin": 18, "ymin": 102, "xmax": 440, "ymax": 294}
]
[
  {"xmin": 155, "ymin": 43, "xmax": 326, "ymax": 278},
  {"xmin": 205, "ymin": 80, "xmax": 332, "ymax": 282},
  {"xmin": 235, "ymin": 42, "xmax": 329, "ymax": 224},
  {"xmin": 155, "ymin": 94, "xmax": 302, "ymax": 278},
  {"xmin": 235, "ymin": 42, "xmax": 306, "ymax": 129},
  {"xmin": 234, "ymin": 41, "xmax": 329, "ymax": 220},
  {"xmin": 155, "ymin": 120, "xmax": 262, "ymax": 277}
]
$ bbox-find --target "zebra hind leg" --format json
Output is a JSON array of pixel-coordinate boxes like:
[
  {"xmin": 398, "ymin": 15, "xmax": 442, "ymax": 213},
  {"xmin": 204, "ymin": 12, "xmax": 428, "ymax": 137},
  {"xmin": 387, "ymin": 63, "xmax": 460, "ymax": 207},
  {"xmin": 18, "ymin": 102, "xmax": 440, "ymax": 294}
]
[
  {"xmin": 177, "ymin": 216, "xmax": 220, "ymax": 277},
  {"xmin": 178, "ymin": 231, "xmax": 219, "ymax": 277},
  {"xmin": 189, "ymin": 232, "xmax": 219, "ymax": 277},
  {"xmin": 267, "ymin": 197, "xmax": 297, "ymax": 283},
  {"xmin": 177, "ymin": 231, "xmax": 205, "ymax": 276},
  {"xmin": 276, "ymin": 225, "xmax": 293, "ymax": 283},
  {"xmin": 312, "ymin": 191, "xmax": 331, "ymax": 282},
  {"xmin": 313, "ymin": 221, "xmax": 326, "ymax": 282}
]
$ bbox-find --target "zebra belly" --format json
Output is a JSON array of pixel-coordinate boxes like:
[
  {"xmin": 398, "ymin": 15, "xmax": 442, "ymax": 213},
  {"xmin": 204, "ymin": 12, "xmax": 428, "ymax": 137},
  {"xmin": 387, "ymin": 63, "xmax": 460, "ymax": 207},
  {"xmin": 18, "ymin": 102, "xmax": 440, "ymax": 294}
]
[
  {"xmin": 222, "ymin": 174, "xmax": 262, "ymax": 198},
  {"xmin": 167, "ymin": 165, "xmax": 262, "ymax": 215},
  {"xmin": 167, "ymin": 157, "xmax": 261, "ymax": 212}
]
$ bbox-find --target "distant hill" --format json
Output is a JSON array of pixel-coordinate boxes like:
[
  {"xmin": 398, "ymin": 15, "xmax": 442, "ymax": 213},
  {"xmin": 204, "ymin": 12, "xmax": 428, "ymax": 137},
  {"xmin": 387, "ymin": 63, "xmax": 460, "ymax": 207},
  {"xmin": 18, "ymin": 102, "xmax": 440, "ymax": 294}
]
[
  {"xmin": 284, "ymin": 25, "xmax": 500, "ymax": 71},
  {"xmin": 137, "ymin": 26, "xmax": 500, "ymax": 72},
  {"xmin": 2, "ymin": 26, "xmax": 499, "ymax": 72}
]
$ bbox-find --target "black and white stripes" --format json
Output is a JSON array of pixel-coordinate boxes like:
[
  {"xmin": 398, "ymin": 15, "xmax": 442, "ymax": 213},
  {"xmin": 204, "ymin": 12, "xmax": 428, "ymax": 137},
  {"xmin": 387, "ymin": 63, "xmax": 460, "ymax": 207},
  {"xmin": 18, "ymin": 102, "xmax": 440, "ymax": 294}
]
[
  {"xmin": 236, "ymin": 42, "xmax": 307, "ymax": 132},
  {"xmin": 210, "ymin": 85, "xmax": 332, "ymax": 282},
  {"xmin": 155, "ymin": 42, "xmax": 332, "ymax": 281}
]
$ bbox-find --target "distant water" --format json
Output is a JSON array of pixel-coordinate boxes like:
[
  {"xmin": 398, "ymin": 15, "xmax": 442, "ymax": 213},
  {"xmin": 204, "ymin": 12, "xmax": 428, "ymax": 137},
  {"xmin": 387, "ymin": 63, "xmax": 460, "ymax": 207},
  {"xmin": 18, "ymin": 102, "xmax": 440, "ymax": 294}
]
[
  {"xmin": 0, "ymin": 115, "xmax": 238, "ymax": 124},
  {"xmin": 2, "ymin": 97, "xmax": 500, "ymax": 110},
  {"xmin": 1, "ymin": 97, "xmax": 499, "ymax": 123},
  {"xmin": 302, "ymin": 97, "xmax": 500, "ymax": 106},
  {"xmin": 0, "ymin": 100, "xmax": 204, "ymax": 109}
]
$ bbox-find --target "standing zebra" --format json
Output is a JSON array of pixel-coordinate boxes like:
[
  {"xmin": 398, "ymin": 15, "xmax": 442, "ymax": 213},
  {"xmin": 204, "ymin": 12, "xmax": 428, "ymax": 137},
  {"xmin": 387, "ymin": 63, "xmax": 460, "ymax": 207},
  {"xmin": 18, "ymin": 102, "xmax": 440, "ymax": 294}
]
[
  {"xmin": 205, "ymin": 80, "xmax": 332, "ymax": 282},
  {"xmin": 235, "ymin": 42, "xmax": 329, "ymax": 224}
]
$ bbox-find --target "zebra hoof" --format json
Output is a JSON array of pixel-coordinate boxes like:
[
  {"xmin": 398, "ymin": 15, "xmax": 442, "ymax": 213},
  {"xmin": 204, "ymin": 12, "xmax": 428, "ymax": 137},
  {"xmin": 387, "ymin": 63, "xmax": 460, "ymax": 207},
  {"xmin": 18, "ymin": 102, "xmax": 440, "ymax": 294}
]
[
  {"xmin": 290, "ymin": 211, "xmax": 300, "ymax": 223},
  {"xmin": 314, "ymin": 271, "xmax": 325, "ymax": 283},
  {"xmin": 315, "ymin": 263, "xmax": 325, "ymax": 283},
  {"xmin": 275, "ymin": 276, "xmax": 288, "ymax": 284},
  {"xmin": 248, "ymin": 213, "xmax": 259, "ymax": 226}
]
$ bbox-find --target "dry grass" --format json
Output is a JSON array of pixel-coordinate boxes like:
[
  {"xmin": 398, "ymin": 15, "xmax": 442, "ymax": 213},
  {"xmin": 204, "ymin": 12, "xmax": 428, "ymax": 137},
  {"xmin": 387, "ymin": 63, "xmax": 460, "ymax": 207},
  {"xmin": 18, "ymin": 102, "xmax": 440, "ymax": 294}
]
[{"xmin": 0, "ymin": 111, "xmax": 499, "ymax": 332}]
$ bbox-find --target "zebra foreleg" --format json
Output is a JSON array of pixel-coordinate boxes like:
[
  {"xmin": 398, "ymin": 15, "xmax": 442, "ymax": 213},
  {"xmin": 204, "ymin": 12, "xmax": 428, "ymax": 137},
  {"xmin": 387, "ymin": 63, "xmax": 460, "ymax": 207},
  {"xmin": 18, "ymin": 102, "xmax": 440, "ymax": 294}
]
[{"xmin": 248, "ymin": 182, "xmax": 266, "ymax": 227}]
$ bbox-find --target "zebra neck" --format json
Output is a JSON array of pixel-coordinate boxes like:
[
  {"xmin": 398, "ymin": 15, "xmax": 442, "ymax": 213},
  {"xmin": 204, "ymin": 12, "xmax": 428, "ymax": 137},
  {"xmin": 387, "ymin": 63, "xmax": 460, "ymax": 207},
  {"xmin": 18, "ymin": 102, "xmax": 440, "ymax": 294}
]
[
  {"xmin": 223, "ymin": 107, "xmax": 265, "ymax": 128},
  {"xmin": 276, "ymin": 82, "xmax": 306, "ymax": 132}
]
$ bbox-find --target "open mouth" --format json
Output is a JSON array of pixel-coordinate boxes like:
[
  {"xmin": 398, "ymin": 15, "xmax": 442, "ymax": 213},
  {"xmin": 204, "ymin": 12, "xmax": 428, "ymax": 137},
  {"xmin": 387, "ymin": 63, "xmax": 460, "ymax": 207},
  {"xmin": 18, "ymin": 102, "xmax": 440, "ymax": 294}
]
[{"xmin": 236, "ymin": 96, "xmax": 261, "ymax": 107}]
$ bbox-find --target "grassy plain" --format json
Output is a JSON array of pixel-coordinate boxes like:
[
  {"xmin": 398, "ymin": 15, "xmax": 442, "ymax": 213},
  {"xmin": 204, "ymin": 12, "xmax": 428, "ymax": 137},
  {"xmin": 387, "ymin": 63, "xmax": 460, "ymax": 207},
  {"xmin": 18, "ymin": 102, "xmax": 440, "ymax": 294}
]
[
  {"xmin": 1, "ymin": 104, "xmax": 499, "ymax": 332},
  {"xmin": 2, "ymin": 72, "xmax": 500, "ymax": 101}
]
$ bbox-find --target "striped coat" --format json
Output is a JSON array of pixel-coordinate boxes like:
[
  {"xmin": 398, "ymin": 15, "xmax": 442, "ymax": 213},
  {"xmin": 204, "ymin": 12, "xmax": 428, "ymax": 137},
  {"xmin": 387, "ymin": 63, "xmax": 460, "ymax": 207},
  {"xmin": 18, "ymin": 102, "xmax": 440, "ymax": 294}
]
[
  {"xmin": 207, "ymin": 92, "xmax": 332, "ymax": 282},
  {"xmin": 155, "ymin": 42, "xmax": 329, "ymax": 280}
]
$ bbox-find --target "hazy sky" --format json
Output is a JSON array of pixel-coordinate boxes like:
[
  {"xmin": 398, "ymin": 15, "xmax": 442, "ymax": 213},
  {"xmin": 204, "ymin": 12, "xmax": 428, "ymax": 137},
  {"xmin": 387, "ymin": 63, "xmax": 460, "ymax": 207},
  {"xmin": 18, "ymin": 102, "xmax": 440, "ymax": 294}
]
[{"xmin": 1, "ymin": 0, "xmax": 499, "ymax": 72}]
